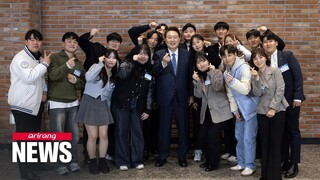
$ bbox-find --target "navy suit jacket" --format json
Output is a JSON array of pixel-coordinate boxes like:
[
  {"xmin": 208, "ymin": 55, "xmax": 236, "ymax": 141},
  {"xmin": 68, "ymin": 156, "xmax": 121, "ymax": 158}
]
[
  {"xmin": 153, "ymin": 48, "xmax": 192, "ymax": 107},
  {"xmin": 277, "ymin": 51, "xmax": 305, "ymax": 104}
]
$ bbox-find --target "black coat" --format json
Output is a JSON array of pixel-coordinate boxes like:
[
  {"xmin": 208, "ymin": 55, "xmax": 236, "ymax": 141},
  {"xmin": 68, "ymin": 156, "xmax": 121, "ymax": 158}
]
[
  {"xmin": 79, "ymin": 32, "xmax": 107, "ymax": 71},
  {"xmin": 277, "ymin": 51, "xmax": 305, "ymax": 104},
  {"xmin": 112, "ymin": 60, "xmax": 154, "ymax": 114}
]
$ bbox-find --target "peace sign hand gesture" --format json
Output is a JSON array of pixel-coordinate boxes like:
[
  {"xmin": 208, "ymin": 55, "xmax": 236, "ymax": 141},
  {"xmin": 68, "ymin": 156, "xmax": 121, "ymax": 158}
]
[
  {"xmin": 250, "ymin": 67, "xmax": 260, "ymax": 81},
  {"xmin": 43, "ymin": 50, "xmax": 51, "ymax": 66}
]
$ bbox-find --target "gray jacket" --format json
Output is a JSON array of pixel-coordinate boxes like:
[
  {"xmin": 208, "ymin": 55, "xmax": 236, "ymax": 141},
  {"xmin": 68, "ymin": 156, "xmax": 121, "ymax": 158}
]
[
  {"xmin": 252, "ymin": 66, "xmax": 289, "ymax": 114},
  {"xmin": 193, "ymin": 69, "xmax": 233, "ymax": 124}
]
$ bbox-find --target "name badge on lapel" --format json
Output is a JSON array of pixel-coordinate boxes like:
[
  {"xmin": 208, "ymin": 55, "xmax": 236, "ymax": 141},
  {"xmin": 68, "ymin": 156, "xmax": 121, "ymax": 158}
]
[
  {"xmin": 73, "ymin": 69, "xmax": 81, "ymax": 77},
  {"xmin": 144, "ymin": 73, "xmax": 152, "ymax": 81},
  {"xmin": 205, "ymin": 79, "xmax": 211, "ymax": 86},
  {"xmin": 279, "ymin": 63, "xmax": 289, "ymax": 73}
]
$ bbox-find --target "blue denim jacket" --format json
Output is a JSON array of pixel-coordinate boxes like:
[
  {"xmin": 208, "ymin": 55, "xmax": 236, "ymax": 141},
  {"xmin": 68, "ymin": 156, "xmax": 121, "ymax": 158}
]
[{"xmin": 224, "ymin": 58, "xmax": 258, "ymax": 121}]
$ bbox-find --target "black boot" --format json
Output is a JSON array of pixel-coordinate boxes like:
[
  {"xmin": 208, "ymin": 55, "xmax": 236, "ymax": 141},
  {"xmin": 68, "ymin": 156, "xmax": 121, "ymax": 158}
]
[
  {"xmin": 99, "ymin": 158, "xmax": 110, "ymax": 173},
  {"xmin": 89, "ymin": 158, "xmax": 99, "ymax": 175}
]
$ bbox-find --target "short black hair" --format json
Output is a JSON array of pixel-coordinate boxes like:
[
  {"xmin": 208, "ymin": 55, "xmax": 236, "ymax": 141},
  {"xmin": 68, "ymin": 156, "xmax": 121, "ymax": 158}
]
[
  {"xmin": 62, "ymin": 32, "xmax": 79, "ymax": 42},
  {"xmin": 182, "ymin": 23, "xmax": 196, "ymax": 32},
  {"xmin": 25, "ymin": 29, "xmax": 43, "ymax": 41},
  {"xmin": 219, "ymin": 44, "xmax": 238, "ymax": 57},
  {"xmin": 214, "ymin": 21, "xmax": 229, "ymax": 31},
  {"xmin": 155, "ymin": 23, "xmax": 168, "ymax": 31},
  {"xmin": 246, "ymin": 29, "xmax": 260, "ymax": 40},
  {"xmin": 106, "ymin": 32, "xmax": 122, "ymax": 43},
  {"xmin": 264, "ymin": 32, "xmax": 279, "ymax": 42},
  {"xmin": 164, "ymin": 26, "xmax": 181, "ymax": 38}
]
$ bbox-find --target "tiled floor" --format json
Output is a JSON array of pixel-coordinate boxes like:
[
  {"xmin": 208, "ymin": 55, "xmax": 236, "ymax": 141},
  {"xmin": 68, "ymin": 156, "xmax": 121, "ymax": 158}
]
[{"xmin": 1, "ymin": 144, "xmax": 320, "ymax": 179}]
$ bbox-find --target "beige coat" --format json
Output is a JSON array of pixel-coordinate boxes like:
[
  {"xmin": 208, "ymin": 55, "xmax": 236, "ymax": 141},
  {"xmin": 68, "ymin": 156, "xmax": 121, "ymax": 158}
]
[
  {"xmin": 193, "ymin": 69, "xmax": 233, "ymax": 124},
  {"xmin": 251, "ymin": 66, "xmax": 289, "ymax": 114}
]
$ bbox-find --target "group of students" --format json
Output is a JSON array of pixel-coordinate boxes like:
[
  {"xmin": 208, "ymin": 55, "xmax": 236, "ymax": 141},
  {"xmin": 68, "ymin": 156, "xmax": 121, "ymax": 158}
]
[{"xmin": 8, "ymin": 20, "xmax": 304, "ymax": 180}]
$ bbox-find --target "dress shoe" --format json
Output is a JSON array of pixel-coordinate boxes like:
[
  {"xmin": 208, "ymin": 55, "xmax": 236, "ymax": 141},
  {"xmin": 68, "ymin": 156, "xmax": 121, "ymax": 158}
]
[
  {"xmin": 284, "ymin": 164, "xmax": 299, "ymax": 178},
  {"xmin": 155, "ymin": 159, "xmax": 167, "ymax": 167},
  {"xmin": 205, "ymin": 165, "xmax": 218, "ymax": 172},
  {"xmin": 34, "ymin": 163, "xmax": 54, "ymax": 170},
  {"xmin": 281, "ymin": 161, "xmax": 291, "ymax": 172},
  {"xmin": 21, "ymin": 172, "xmax": 40, "ymax": 180},
  {"xmin": 200, "ymin": 162, "xmax": 207, "ymax": 168},
  {"xmin": 178, "ymin": 159, "xmax": 188, "ymax": 167}
]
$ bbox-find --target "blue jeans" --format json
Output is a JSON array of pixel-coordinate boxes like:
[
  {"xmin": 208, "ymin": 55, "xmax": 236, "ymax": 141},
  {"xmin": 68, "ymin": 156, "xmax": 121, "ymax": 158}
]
[
  {"xmin": 235, "ymin": 114, "xmax": 258, "ymax": 169},
  {"xmin": 112, "ymin": 102, "xmax": 144, "ymax": 167},
  {"xmin": 49, "ymin": 106, "xmax": 79, "ymax": 164}
]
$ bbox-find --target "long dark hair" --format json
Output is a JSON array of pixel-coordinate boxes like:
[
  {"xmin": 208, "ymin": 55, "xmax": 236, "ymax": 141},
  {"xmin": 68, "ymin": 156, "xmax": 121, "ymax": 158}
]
[
  {"xmin": 146, "ymin": 30, "xmax": 163, "ymax": 47},
  {"xmin": 129, "ymin": 44, "xmax": 153, "ymax": 71},
  {"xmin": 194, "ymin": 51, "xmax": 210, "ymax": 80},
  {"xmin": 190, "ymin": 34, "xmax": 205, "ymax": 53},
  {"xmin": 99, "ymin": 49, "xmax": 119, "ymax": 87}
]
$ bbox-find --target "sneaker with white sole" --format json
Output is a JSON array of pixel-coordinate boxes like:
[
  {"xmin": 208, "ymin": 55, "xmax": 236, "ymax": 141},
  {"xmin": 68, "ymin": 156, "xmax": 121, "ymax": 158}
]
[
  {"xmin": 69, "ymin": 162, "xmax": 80, "ymax": 172},
  {"xmin": 230, "ymin": 164, "xmax": 244, "ymax": 171},
  {"xmin": 119, "ymin": 166, "xmax": 128, "ymax": 171},
  {"xmin": 193, "ymin": 149, "xmax": 202, "ymax": 162},
  {"xmin": 221, "ymin": 153, "xmax": 230, "ymax": 160},
  {"xmin": 135, "ymin": 164, "xmax": 144, "ymax": 170},
  {"xmin": 241, "ymin": 167, "xmax": 256, "ymax": 176},
  {"xmin": 105, "ymin": 154, "xmax": 114, "ymax": 161},
  {"xmin": 227, "ymin": 155, "xmax": 237, "ymax": 163},
  {"xmin": 56, "ymin": 166, "xmax": 69, "ymax": 175}
]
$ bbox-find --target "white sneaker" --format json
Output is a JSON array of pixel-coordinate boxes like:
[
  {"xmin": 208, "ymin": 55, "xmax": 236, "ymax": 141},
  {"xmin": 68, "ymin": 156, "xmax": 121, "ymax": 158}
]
[
  {"xmin": 105, "ymin": 154, "xmax": 114, "ymax": 161},
  {"xmin": 193, "ymin": 149, "xmax": 202, "ymax": 162},
  {"xmin": 230, "ymin": 164, "xmax": 244, "ymax": 171},
  {"xmin": 56, "ymin": 166, "xmax": 69, "ymax": 175},
  {"xmin": 227, "ymin": 155, "xmax": 237, "ymax": 163},
  {"xmin": 221, "ymin": 153, "xmax": 230, "ymax": 160},
  {"xmin": 135, "ymin": 164, "xmax": 144, "ymax": 170},
  {"xmin": 69, "ymin": 162, "xmax": 80, "ymax": 172},
  {"xmin": 119, "ymin": 166, "xmax": 128, "ymax": 171},
  {"xmin": 241, "ymin": 167, "xmax": 256, "ymax": 176}
]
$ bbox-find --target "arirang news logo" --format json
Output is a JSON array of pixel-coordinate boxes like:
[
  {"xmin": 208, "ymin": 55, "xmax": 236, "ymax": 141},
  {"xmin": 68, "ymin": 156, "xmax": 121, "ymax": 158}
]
[{"xmin": 12, "ymin": 132, "xmax": 72, "ymax": 163}]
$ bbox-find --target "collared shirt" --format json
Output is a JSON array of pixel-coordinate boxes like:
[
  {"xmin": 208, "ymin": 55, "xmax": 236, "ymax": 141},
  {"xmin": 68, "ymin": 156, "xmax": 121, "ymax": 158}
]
[
  {"xmin": 186, "ymin": 42, "xmax": 190, "ymax": 51},
  {"xmin": 168, "ymin": 48, "xmax": 179, "ymax": 68},
  {"xmin": 270, "ymin": 50, "xmax": 278, "ymax": 68},
  {"xmin": 161, "ymin": 48, "xmax": 179, "ymax": 68}
]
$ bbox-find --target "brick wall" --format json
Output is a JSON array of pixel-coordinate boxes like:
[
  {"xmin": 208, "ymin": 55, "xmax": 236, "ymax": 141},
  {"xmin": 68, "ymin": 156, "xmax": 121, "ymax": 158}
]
[{"xmin": 0, "ymin": 0, "xmax": 319, "ymax": 143}]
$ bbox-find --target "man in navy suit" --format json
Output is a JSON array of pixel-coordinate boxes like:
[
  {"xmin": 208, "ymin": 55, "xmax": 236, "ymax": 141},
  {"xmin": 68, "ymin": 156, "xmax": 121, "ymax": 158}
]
[
  {"xmin": 153, "ymin": 27, "xmax": 193, "ymax": 167},
  {"xmin": 263, "ymin": 33, "xmax": 305, "ymax": 178}
]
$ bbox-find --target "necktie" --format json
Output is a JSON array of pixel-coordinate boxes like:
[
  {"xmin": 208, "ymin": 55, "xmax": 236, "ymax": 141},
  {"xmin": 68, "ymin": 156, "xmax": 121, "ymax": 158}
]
[{"xmin": 171, "ymin": 53, "xmax": 177, "ymax": 75}]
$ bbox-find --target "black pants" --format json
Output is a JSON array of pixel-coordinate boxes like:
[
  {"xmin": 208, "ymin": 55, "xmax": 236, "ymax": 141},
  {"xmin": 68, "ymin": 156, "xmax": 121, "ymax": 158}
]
[
  {"xmin": 222, "ymin": 118, "xmax": 236, "ymax": 156},
  {"xmin": 198, "ymin": 109, "xmax": 226, "ymax": 167},
  {"xmin": 12, "ymin": 103, "xmax": 44, "ymax": 177},
  {"xmin": 259, "ymin": 111, "xmax": 285, "ymax": 180},
  {"xmin": 143, "ymin": 107, "xmax": 159, "ymax": 154},
  {"xmin": 192, "ymin": 97, "xmax": 202, "ymax": 150},
  {"xmin": 281, "ymin": 106, "xmax": 301, "ymax": 164}
]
